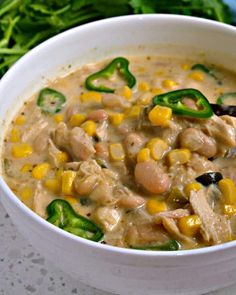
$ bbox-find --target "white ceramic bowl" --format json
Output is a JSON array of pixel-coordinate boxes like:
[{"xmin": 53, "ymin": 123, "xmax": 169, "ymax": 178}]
[{"xmin": 1, "ymin": 15, "xmax": 236, "ymax": 295}]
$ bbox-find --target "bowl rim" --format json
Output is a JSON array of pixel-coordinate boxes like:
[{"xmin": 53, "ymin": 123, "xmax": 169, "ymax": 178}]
[{"xmin": 1, "ymin": 13, "xmax": 236, "ymax": 258}]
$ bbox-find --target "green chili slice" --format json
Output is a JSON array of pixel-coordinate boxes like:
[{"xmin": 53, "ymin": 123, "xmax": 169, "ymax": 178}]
[
  {"xmin": 152, "ymin": 88, "xmax": 213, "ymax": 118},
  {"xmin": 216, "ymin": 92, "xmax": 236, "ymax": 105},
  {"xmin": 191, "ymin": 64, "xmax": 218, "ymax": 80},
  {"xmin": 37, "ymin": 88, "xmax": 66, "ymax": 114},
  {"xmin": 85, "ymin": 57, "xmax": 136, "ymax": 93},
  {"xmin": 47, "ymin": 199, "xmax": 104, "ymax": 242},
  {"xmin": 132, "ymin": 240, "xmax": 180, "ymax": 251}
]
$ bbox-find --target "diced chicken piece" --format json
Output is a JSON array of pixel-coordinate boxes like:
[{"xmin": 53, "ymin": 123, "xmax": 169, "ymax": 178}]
[
  {"xmin": 93, "ymin": 207, "xmax": 122, "ymax": 232},
  {"xmin": 179, "ymin": 128, "xmax": 217, "ymax": 158},
  {"xmin": 90, "ymin": 182, "xmax": 115, "ymax": 205},
  {"xmin": 156, "ymin": 209, "xmax": 191, "ymax": 219},
  {"xmin": 190, "ymin": 189, "xmax": 232, "ymax": 244},
  {"xmin": 33, "ymin": 128, "xmax": 49, "ymax": 153},
  {"xmin": 115, "ymin": 186, "xmax": 146, "ymax": 209},
  {"xmin": 124, "ymin": 133, "xmax": 146, "ymax": 158},
  {"xmin": 33, "ymin": 183, "xmax": 55, "ymax": 218},
  {"xmin": 52, "ymin": 122, "xmax": 70, "ymax": 149},
  {"xmin": 102, "ymin": 93, "xmax": 131, "ymax": 109},
  {"xmin": 187, "ymin": 153, "xmax": 218, "ymax": 175},
  {"xmin": 70, "ymin": 127, "xmax": 95, "ymax": 160},
  {"xmin": 87, "ymin": 109, "xmax": 108, "ymax": 122},
  {"xmin": 48, "ymin": 139, "xmax": 62, "ymax": 168},
  {"xmin": 22, "ymin": 119, "xmax": 48, "ymax": 143},
  {"xmin": 95, "ymin": 121, "xmax": 108, "ymax": 141},
  {"xmin": 205, "ymin": 115, "xmax": 236, "ymax": 156},
  {"xmin": 161, "ymin": 217, "xmax": 195, "ymax": 245},
  {"xmin": 135, "ymin": 160, "xmax": 170, "ymax": 194},
  {"xmin": 213, "ymin": 157, "xmax": 236, "ymax": 184}
]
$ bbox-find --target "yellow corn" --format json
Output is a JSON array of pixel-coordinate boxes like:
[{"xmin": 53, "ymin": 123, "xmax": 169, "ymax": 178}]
[
  {"xmin": 138, "ymin": 82, "xmax": 150, "ymax": 92},
  {"xmin": 19, "ymin": 187, "xmax": 33, "ymax": 201},
  {"xmin": 189, "ymin": 71, "xmax": 204, "ymax": 81},
  {"xmin": 181, "ymin": 63, "xmax": 190, "ymax": 70},
  {"xmin": 61, "ymin": 170, "xmax": 77, "ymax": 195},
  {"xmin": 126, "ymin": 105, "xmax": 141, "ymax": 118},
  {"xmin": 167, "ymin": 149, "xmax": 191, "ymax": 165},
  {"xmin": 54, "ymin": 114, "xmax": 64, "ymax": 123},
  {"xmin": 162, "ymin": 79, "xmax": 177, "ymax": 89},
  {"xmin": 81, "ymin": 120, "xmax": 97, "ymax": 136},
  {"xmin": 64, "ymin": 196, "xmax": 78, "ymax": 205},
  {"xmin": 146, "ymin": 138, "xmax": 168, "ymax": 160},
  {"xmin": 146, "ymin": 199, "xmax": 167, "ymax": 215},
  {"xmin": 218, "ymin": 178, "xmax": 236, "ymax": 205},
  {"xmin": 55, "ymin": 168, "xmax": 63, "ymax": 181},
  {"xmin": 155, "ymin": 70, "xmax": 165, "ymax": 76},
  {"xmin": 184, "ymin": 182, "xmax": 202, "ymax": 198},
  {"xmin": 151, "ymin": 88, "xmax": 163, "ymax": 96},
  {"xmin": 109, "ymin": 113, "xmax": 125, "ymax": 126},
  {"xmin": 56, "ymin": 151, "xmax": 69, "ymax": 164},
  {"xmin": 15, "ymin": 115, "xmax": 26, "ymax": 125},
  {"xmin": 223, "ymin": 204, "xmax": 236, "ymax": 216},
  {"xmin": 32, "ymin": 162, "xmax": 51, "ymax": 180},
  {"xmin": 109, "ymin": 143, "xmax": 125, "ymax": 161},
  {"xmin": 121, "ymin": 86, "xmax": 132, "ymax": 100},
  {"xmin": 80, "ymin": 91, "xmax": 102, "ymax": 103},
  {"xmin": 12, "ymin": 143, "xmax": 33, "ymax": 158},
  {"xmin": 10, "ymin": 128, "xmax": 20, "ymax": 142},
  {"xmin": 69, "ymin": 113, "xmax": 86, "ymax": 127},
  {"xmin": 20, "ymin": 163, "xmax": 32, "ymax": 173},
  {"xmin": 44, "ymin": 178, "xmax": 61, "ymax": 193},
  {"xmin": 137, "ymin": 148, "xmax": 151, "ymax": 163},
  {"xmin": 178, "ymin": 215, "xmax": 201, "ymax": 236},
  {"xmin": 148, "ymin": 105, "xmax": 172, "ymax": 127}
]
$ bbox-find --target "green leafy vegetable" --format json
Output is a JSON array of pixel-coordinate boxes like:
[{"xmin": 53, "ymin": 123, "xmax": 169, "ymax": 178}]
[{"xmin": 0, "ymin": 0, "xmax": 232, "ymax": 78}]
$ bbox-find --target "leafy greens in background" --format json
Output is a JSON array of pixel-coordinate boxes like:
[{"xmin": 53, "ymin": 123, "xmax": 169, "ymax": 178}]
[{"xmin": 0, "ymin": 0, "xmax": 232, "ymax": 78}]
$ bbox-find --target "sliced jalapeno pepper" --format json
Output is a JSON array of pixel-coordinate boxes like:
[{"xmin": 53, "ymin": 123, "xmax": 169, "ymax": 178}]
[
  {"xmin": 191, "ymin": 64, "xmax": 218, "ymax": 80},
  {"xmin": 152, "ymin": 88, "xmax": 213, "ymax": 118},
  {"xmin": 37, "ymin": 88, "xmax": 66, "ymax": 114},
  {"xmin": 85, "ymin": 57, "xmax": 136, "ymax": 93},
  {"xmin": 216, "ymin": 92, "xmax": 236, "ymax": 105},
  {"xmin": 132, "ymin": 239, "xmax": 180, "ymax": 251},
  {"xmin": 47, "ymin": 199, "xmax": 104, "ymax": 242}
]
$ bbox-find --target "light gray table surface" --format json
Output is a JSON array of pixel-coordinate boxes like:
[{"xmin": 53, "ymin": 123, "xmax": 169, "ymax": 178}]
[{"xmin": 1, "ymin": 201, "xmax": 236, "ymax": 295}]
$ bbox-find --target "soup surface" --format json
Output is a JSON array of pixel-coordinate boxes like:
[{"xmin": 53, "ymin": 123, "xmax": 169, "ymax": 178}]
[{"xmin": 3, "ymin": 55, "xmax": 236, "ymax": 250}]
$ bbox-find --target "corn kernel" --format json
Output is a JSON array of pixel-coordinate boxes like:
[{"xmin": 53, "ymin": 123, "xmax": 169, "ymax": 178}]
[
  {"xmin": 56, "ymin": 151, "xmax": 69, "ymax": 164},
  {"xmin": 12, "ymin": 143, "xmax": 33, "ymax": 158},
  {"xmin": 184, "ymin": 182, "xmax": 202, "ymax": 198},
  {"xmin": 32, "ymin": 163, "xmax": 51, "ymax": 180},
  {"xmin": 138, "ymin": 82, "xmax": 150, "ymax": 92},
  {"xmin": 218, "ymin": 178, "xmax": 236, "ymax": 205},
  {"xmin": 155, "ymin": 70, "xmax": 165, "ymax": 76},
  {"xmin": 15, "ymin": 115, "xmax": 26, "ymax": 125},
  {"xmin": 61, "ymin": 170, "xmax": 77, "ymax": 195},
  {"xmin": 148, "ymin": 105, "xmax": 172, "ymax": 127},
  {"xmin": 121, "ymin": 86, "xmax": 132, "ymax": 100},
  {"xmin": 44, "ymin": 178, "xmax": 60, "ymax": 193},
  {"xmin": 181, "ymin": 64, "xmax": 190, "ymax": 70},
  {"xmin": 152, "ymin": 88, "xmax": 163, "ymax": 96},
  {"xmin": 64, "ymin": 196, "xmax": 78, "ymax": 205},
  {"xmin": 137, "ymin": 148, "xmax": 151, "ymax": 163},
  {"xmin": 167, "ymin": 149, "xmax": 191, "ymax": 165},
  {"xmin": 109, "ymin": 143, "xmax": 125, "ymax": 161},
  {"xmin": 54, "ymin": 114, "xmax": 64, "ymax": 123},
  {"xmin": 178, "ymin": 215, "xmax": 201, "ymax": 236},
  {"xmin": 189, "ymin": 71, "xmax": 204, "ymax": 81},
  {"xmin": 80, "ymin": 91, "xmax": 102, "ymax": 103},
  {"xmin": 162, "ymin": 79, "xmax": 177, "ymax": 89},
  {"xmin": 126, "ymin": 105, "xmax": 141, "ymax": 118},
  {"xmin": 10, "ymin": 128, "xmax": 20, "ymax": 142},
  {"xmin": 19, "ymin": 187, "xmax": 33, "ymax": 201},
  {"xmin": 146, "ymin": 138, "xmax": 168, "ymax": 160},
  {"xmin": 223, "ymin": 204, "xmax": 236, "ymax": 216},
  {"xmin": 81, "ymin": 120, "xmax": 97, "ymax": 136},
  {"xmin": 20, "ymin": 163, "xmax": 32, "ymax": 173},
  {"xmin": 109, "ymin": 113, "xmax": 125, "ymax": 126},
  {"xmin": 69, "ymin": 113, "xmax": 86, "ymax": 127},
  {"xmin": 55, "ymin": 168, "xmax": 63, "ymax": 180},
  {"xmin": 146, "ymin": 199, "xmax": 167, "ymax": 215}
]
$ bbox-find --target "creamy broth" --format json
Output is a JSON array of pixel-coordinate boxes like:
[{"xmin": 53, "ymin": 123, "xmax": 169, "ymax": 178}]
[{"xmin": 3, "ymin": 55, "xmax": 236, "ymax": 250}]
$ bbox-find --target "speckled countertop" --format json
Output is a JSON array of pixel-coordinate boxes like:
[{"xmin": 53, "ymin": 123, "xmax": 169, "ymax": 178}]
[{"xmin": 1, "ymin": 201, "xmax": 236, "ymax": 295}]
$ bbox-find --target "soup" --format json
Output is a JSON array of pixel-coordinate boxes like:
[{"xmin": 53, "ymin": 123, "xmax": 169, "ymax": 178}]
[{"xmin": 3, "ymin": 55, "xmax": 236, "ymax": 250}]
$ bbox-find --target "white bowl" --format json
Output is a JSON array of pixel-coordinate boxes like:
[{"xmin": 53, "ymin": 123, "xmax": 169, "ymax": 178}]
[{"xmin": 1, "ymin": 15, "xmax": 236, "ymax": 295}]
